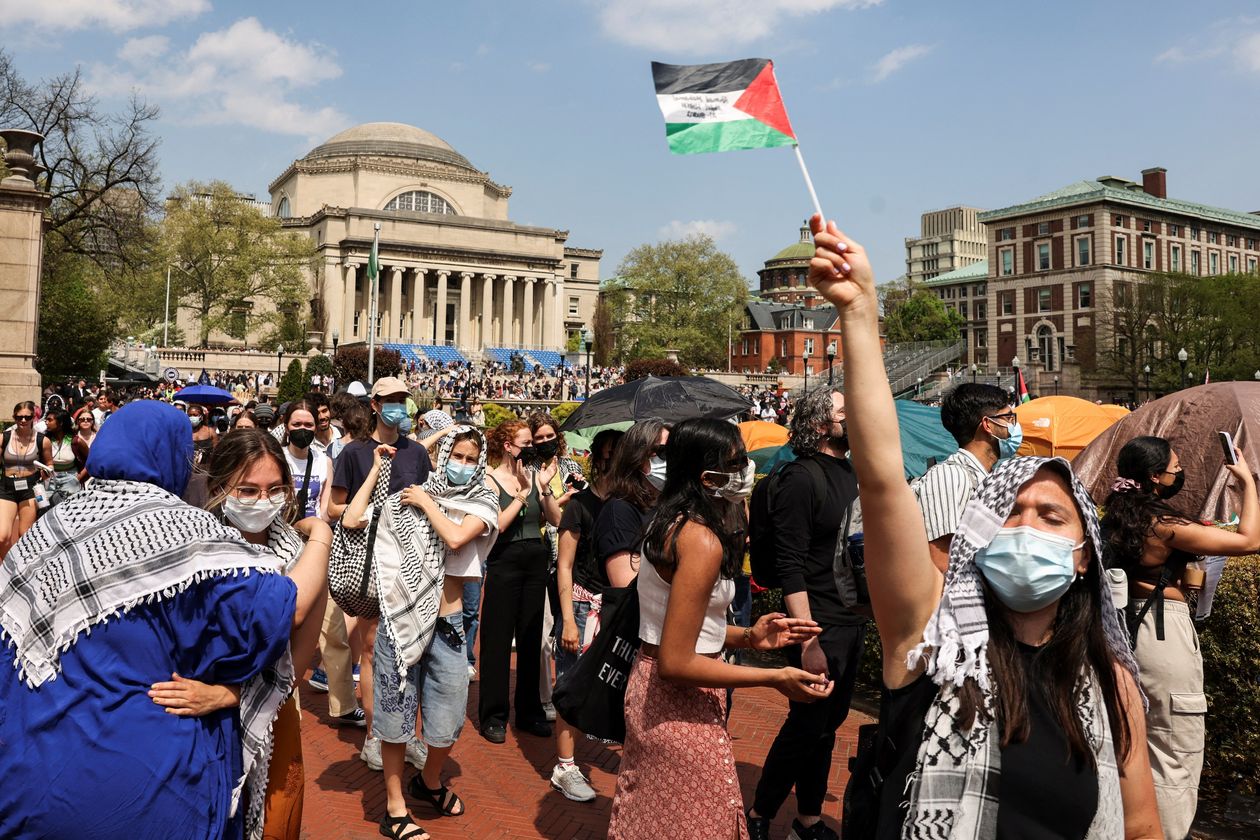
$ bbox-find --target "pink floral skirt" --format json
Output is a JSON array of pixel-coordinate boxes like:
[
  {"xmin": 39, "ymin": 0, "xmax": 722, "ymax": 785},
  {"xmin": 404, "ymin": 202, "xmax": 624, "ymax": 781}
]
[{"xmin": 608, "ymin": 654, "xmax": 748, "ymax": 840}]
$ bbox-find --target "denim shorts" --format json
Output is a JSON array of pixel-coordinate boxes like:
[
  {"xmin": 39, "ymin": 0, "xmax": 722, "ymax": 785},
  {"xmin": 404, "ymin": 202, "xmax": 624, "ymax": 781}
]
[
  {"xmin": 553, "ymin": 599, "xmax": 590, "ymax": 682},
  {"xmin": 372, "ymin": 614, "xmax": 469, "ymax": 748}
]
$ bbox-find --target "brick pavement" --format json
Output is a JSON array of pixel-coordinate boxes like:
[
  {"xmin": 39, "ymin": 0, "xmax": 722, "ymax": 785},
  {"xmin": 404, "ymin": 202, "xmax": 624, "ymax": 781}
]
[{"xmin": 297, "ymin": 657, "xmax": 872, "ymax": 840}]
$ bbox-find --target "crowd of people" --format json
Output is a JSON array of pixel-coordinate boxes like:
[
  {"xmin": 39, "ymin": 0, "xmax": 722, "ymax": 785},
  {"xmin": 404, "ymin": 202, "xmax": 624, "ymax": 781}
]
[{"xmin": 0, "ymin": 215, "xmax": 1241, "ymax": 840}]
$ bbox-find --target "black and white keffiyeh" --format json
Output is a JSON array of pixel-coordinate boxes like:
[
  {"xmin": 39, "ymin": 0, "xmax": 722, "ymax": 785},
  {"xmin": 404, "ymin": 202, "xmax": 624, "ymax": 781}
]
[
  {"xmin": 376, "ymin": 425, "xmax": 500, "ymax": 693},
  {"xmin": 0, "ymin": 479, "xmax": 295, "ymax": 840},
  {"xmin": 901, "ymin": 456, "xmax": 1140, "ymax": 840}
]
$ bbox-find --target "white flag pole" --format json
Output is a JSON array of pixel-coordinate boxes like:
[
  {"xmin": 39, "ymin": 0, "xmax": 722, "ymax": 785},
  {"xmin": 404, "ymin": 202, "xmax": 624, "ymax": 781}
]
[
  {"xmin": 367, "ymin": 222, "xmax": 380, "ymax": 383},
  {"xmin": 792, "ymin": 144, "xmax": 825, "ymax": 223}
]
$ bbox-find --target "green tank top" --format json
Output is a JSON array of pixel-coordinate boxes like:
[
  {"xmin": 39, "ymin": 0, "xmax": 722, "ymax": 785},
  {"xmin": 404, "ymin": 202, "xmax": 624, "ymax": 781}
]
[{"xmin": 492, "ymin": 474, "xmax": 543, "ymax": 543}]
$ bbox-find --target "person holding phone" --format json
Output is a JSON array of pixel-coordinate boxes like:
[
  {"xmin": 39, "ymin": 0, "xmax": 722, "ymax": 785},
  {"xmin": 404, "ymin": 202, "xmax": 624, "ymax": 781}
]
[{"xmin": 1102, "ymin": 435, "xmax": 1260, "ymax": 838}]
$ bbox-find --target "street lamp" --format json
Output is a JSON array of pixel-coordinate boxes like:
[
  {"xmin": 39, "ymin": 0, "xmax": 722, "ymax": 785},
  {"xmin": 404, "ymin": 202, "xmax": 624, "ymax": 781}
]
[
  {"xmin": 331, "ymin": 328, "xmax": 340, "ymax": 355},
  {"xmin": 1012, "ymin": 355, "xmax": 1022, "ymax": 396},
  {"xmin": 276, "ymin": 345, "xmax": 284, "ymax": 386},
  {"xmin": 1054, "ymin": 375, "xmax": 1059, "ymax": 396},
  {"xmin": 826, "ymin": 342, "xmax": 836, "ymax": 386},
  {"xmin": 971, "ymin": 363, "xmax": 977, "ymax": 383},
  {"xmin": 1177, "ymin": 347, "xmax": 1188, "ymax": 388},
  {"xmin": 1143, "ymin": 364, "xmax": 1151, "ymax": 400},
  {"xmin": 803, "ymin": 351, "xmax": 811, "ymax": 394},
  {"xmin": 582, "ymin": 328, "xmax": 593, "ymax": 399},
  {"xmin": 917, "ymin": 375, "xmax": 924, "ymax": 398}
]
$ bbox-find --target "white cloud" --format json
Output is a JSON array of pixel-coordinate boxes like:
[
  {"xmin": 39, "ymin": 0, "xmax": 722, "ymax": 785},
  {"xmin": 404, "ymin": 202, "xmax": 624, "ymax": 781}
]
[
  {"xmin": 1236, "ymin": 32, "xmax": 1260, "ymax": 73},
  {"xmin": 1153, "ymin": 19, "xmax": 1260, "ymax": 73},
  {"xmin": 88, "ymin": 17, "xmax": 349, "ymax": 140},
  {"xmin": 0, "ymin": 0, "xmax": 208, "ymax": 32},
  {"xmin": 659, "ymin": 219, "xmax": 737, "ymax": 240},
  {"xmin": 870, "ymin": 43, "xmax": 932, "ymax": 82},
  {"xmin": 599, "ymin": 0, "xmax": 882, "ymax": 54},
  {"xmin": 527, "ymin": 61, "xmax": 551, "ymax": 73}
]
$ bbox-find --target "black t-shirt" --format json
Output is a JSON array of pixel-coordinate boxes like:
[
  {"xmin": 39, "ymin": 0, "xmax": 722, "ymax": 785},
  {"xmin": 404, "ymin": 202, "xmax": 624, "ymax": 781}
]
[
  {"xmin": 593, "ymin": 497, "xmax": 650, "ymax": 568},
  {"xmin": 332, "ymin": 436, "xmax": 432, "ymax": 499},
  {"xmin": 559, "ymin": 489, "xmax": 607, "ymax": 595}
]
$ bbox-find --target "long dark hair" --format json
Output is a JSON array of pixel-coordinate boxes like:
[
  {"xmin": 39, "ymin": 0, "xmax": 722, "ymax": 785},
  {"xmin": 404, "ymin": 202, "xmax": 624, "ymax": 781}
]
[
  {"xmin": 641, "ymin": 418, "xmax": 747, "ymax": 580},
  {"xmin": 1101, "ymin": 435, "xmax": 1192, "ymax": 572},
  {"xmin": 605, "ymin": 418, "xmax": 667, "ymax": 512},
  {"xmin": 45, "ymin": 408, "xmax": 73, "ymax": 439}
]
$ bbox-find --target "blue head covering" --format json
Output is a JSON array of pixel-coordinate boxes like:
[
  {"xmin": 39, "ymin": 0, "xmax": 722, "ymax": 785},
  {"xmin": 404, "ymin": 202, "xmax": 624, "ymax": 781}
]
[{"xmin": 85, "ymin": 400, "xmax": 193, "ymax": 495}]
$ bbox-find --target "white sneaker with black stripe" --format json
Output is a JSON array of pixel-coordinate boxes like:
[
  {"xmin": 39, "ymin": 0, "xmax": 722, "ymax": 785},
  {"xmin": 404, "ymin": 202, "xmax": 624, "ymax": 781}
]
[{"xmin": 550, "ymin": 763, "xmax": 596, "ymax": 802}]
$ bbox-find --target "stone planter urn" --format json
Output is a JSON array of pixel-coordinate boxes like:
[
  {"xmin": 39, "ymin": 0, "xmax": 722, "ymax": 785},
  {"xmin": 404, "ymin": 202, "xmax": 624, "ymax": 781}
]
[{"xmin": 0, "ymin": 129, "xmax": 44, "ymax": 185}]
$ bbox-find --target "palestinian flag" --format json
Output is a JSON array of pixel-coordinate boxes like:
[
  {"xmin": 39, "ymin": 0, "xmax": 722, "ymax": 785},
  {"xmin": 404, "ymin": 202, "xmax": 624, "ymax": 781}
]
[
  {"xmin": 652, "ymin": 58, "xmax": 797, "ymax": 155},
  {"xmin": 1017, "ymin": 368, "xmax": 1031, "ymax": 404}
]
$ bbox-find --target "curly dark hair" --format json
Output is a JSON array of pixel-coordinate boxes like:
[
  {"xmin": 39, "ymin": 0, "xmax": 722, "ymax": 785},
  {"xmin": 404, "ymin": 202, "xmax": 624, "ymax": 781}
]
[
  {"xmin": 1101, "ymin": 436, "xmax": 1192, "ymax": 572},
  {"xmin": 526, "ymin": 411, "xmax": 567, "ymax": 458},
  {"xmin": 788, "ymin": 387, "xmax": 842, "ymax": 456}
]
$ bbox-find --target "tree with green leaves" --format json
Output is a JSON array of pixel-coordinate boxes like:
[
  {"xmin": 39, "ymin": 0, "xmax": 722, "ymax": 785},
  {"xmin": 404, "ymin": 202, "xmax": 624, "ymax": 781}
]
[
  {"xmin": 880, "ymin": 279, "xmax": 964, "ymax": 343},
  {"xmin": 36, "ymin": 250, "xmax": 114, "ymax": 380},
  {"xmin": 305, "ymin": 353, "xmax": 334, "ymax": 389},
  {"xmin": 604, "ymin": 235, "xmax": 750, "ymax": 367},
  {"xmin": 277, "ymin": 358, "xmax": 307, "ymax": 404},
  {"xmin": 162, "ymin": 180, "xmax": 316, "ymax": 347}
]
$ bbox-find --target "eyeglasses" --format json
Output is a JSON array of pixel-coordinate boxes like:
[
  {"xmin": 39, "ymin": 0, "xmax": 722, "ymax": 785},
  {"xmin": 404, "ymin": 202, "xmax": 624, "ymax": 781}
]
[
  {"xmin": 232, "ymin": 486, "xmax": 292, "ymax": 506},
  {"xmin": 987, "ymin": 412, "xmax": 1017, "ymax": 424},
  {"xmin": 14, "ymin": 415, "xmax": 33, "ymax": 421}
]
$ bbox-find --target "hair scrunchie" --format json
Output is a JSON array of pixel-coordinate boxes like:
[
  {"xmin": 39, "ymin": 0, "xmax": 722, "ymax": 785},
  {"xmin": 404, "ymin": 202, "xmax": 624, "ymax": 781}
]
[{"xmin": 1111, "ymin": 477, "xmax": 1142, "ymax": 493}]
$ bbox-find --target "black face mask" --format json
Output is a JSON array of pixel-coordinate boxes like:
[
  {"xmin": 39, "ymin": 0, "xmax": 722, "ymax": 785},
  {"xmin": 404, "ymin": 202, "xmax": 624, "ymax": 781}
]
[
  {"xmin": 516, "ymin": 445, "xmax": 537, "ymax": 465},
  {"xmin": 1157, "ymin": 471, "xmax": 1185, "ymax": 499},
  {"xmin": 289, "ymin": 428, "xmax": 315, "ymax": 449},
  {"xmin": 534, "ymin": 440, "xmax": 559, "ymax": 461}
]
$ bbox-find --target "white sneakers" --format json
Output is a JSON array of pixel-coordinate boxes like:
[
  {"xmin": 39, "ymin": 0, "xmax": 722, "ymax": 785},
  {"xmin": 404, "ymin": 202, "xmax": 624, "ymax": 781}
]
[
  {"xmin": 359, "ymin": 736, "xmax": 426, "ymax": 772},
  {"xmin": 543, "ymin": 702, "xmax": 557, "ymax": 722},
  {"xmin": 550, "ymin": 763, "xmax": 596, "ymax": 802}
]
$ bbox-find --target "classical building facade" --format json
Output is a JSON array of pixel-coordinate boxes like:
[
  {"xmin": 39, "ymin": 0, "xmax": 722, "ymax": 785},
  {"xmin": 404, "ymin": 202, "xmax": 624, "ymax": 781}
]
[
  {"xmin": 979, "ymin": 167, "xmax": 1260, "ymax": 399},
  {"xmin": 268, "ymin": 122, "xmax": 600, "ymax": 355},
  {"xmin": 905, "ymin": 206, "xmax": 987, "ymax": 284},
  {"xmin": 756, "ymin": 223, "xmax": 824, "ymax": 307}
]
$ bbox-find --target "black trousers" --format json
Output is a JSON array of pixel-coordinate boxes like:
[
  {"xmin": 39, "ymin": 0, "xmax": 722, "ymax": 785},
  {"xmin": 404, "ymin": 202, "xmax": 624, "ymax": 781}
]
[
  {"xmin": 477, "ymin": 538, "xmax": 550, "ymax": 730},
  {"xmin": 752, "ymin": 621, "xmax": 865, "ymax": 819}
]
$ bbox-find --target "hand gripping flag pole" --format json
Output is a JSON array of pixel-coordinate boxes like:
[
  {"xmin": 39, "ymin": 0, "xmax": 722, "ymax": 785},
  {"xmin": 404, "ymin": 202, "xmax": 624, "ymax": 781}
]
[{"xmin": 652, "ymin": 58, "xmax": 823, "ymax": 220}]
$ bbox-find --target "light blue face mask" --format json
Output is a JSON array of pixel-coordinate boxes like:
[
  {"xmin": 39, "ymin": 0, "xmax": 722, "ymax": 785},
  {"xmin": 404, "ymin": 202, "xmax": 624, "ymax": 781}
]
[
  {"xmin": 446, "ymin": 461, "xmax": 477, "ymax": 486},
  {"xmin": 997, "ymin": 419, "xmax": 1024, "ymax": 460},
  {"xmin": 975, "ymin": 525, "xmax": 1084, "ymax": 613},
  {"xmin": 380, "ymin": 403, "xmax": 409, "ymax": 429}
]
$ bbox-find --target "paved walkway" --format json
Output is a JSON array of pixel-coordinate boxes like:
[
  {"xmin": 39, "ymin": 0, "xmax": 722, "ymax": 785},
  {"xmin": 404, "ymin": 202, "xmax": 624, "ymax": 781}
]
[{"xmin": 297, "ymin": 659, "xmax": 872, "ymax": 839}]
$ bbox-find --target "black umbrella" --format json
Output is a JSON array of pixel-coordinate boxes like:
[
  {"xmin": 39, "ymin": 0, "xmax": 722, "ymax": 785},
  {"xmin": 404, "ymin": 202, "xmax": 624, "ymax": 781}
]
[{"xmin": 560, "ymin": 375, "xmax": 753, "ymax": 431}]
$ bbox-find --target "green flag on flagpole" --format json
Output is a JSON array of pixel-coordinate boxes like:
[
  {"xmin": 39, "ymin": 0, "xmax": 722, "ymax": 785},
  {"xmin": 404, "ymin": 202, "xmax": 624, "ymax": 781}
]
[{"xmin": 368, "ymin": 235, "xmax": 379, "ymax": 283}]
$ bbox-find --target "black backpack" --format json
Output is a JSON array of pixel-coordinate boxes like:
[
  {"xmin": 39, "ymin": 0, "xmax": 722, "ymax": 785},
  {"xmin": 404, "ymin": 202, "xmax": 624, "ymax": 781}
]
[{"xmin": 748, "ymin": 456, "xmax": 826, "ymax": 588}]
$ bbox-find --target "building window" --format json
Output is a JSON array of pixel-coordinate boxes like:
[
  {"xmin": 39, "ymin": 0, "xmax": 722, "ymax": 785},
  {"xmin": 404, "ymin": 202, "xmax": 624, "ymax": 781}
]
[
  {"xmin": 1171, "ymin": 244, "xmax": 1182, "ymax": 272},
  {"xmin": 1077, "ymin": 282, "xmax": 1092, "ymax": 308},
  {"xmin": 1169, "ymin": 224, "xmax": 1180, "ymax": 237},
  {"xmin": 275, "ymin": 196, "xmax": 291, "ymax": 218},
  {"xmin": 998, "ymin": 227, "xmax": 1015, "ymax": 241},
  {"xmin": 1037, "ymin": 222, "xmax": 1051, "ymax": 236},
  {"xmin": 975, "ymin": 283, "xmax": 986, "ymax": 296},
  {"xmin": 960, "ymin": 301, "xmax": 968, "ymax": 318},
  {"xmin": 1114, "ymin": 215, "xmax": 1126, "ymax": 228},
  {"xmin": 1191, "ymin": 226, "xmax": 1201, "ymax": 241},
  {"xmin": 1114, "ymin": 236, "xmax": 1126, "ymax": 266},
  {"xmin": 1228, "ymin": 234, "xmax": 1238, "ymax": 247},
  {"xmin": 1143, "ymin": 240, "xmax": 1155, "ymax": 270},
  {"xmin": 1208, "ymin": 231, "xmax": 1219, "ymax": 244},
  {"xmin": 976, "ymin": 301, "xmax": 986, "ymax": 319},
  {"xmin": 976, "ymin": 330, "xmax": 987, "ymax": 347},
  {"xmin": 1191, "ymin": 249, "xmax": 1201, "ymax": 274},
  {"xmin": 1076, "ymin": 214, "xmax": 1090, "ymax": 228},
  {"xmin": 384, "ymin": 190, "xmax": 456, "ymax": 214},
  {"xmin": 959, "ymin": 285, "xmax": 968, "ymax": 297},
  {"xmin": 1000, "ymin": 247, "xmax": 1014, "ymax": 276},
  {"xmin": 1037, "ymin": 242, "xmax": 1051, "ymax": 271},
  {"xmin": 1038, "ymin": 325, "xmax": 1056, "ymax": 372},
  {"xmin": 1001, "ymin": 293, "xmax": 1014, "ymax": 315},
  {"xmin": 1229, "ymin": 253, "xmax": 1239, "ymax": 273},
  {"xmin": 1210, "ymin": 252, "xmax": 1219, "ymax": 275},
  {"xmin": 568, "ymin": 296, "xmax": 580, "ymax": 317},
  {"xmin": 1038, "ymin": 288, "xmax": 1052, "ymax": 312},
  {"xmin": 570, "ymin": 263, "xmax": 579, "ymax": 279},
  {"xmin": 1076, "ymin": 236, "xmax": 1090, "ymax": 266},
  {"xmin": 1249, "ymin": 257, "xmax": 1258, "ymax": 273},
  {"xmin": 804, "ymin": 338, "xmax": 815, "ymax": 356},
  {"xmin": 1248, "ymin": 237, "xmax": 1258, "ymax": 250}
]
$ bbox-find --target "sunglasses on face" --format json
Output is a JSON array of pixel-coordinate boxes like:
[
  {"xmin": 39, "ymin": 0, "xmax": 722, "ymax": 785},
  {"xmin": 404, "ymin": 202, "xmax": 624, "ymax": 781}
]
[{"xmin": 14, "ymin": 415, "xmax": 33, "ymax": 421}]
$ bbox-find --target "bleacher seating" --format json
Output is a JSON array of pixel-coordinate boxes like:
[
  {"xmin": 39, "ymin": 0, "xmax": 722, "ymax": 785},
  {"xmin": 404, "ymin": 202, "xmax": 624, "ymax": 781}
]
[
  {"xmin": 484, "ymin": 348, "xmax": 518, "ymax": 366},
  {"xmin": 417, "ymin": 345, "xmax": 467, "ymax": 365},
  {"xmin": 382, "ymin": 343, "xmax": 425, "ymax": 365},
  {"xmin": 524, "ymin": 350, "xmax": 570, "ymax": 369}
]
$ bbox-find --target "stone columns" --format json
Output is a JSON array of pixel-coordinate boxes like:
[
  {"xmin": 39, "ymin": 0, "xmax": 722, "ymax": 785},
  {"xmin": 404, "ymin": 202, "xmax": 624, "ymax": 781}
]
[
  {"xmin": 389, "ymin": 266, "xmax": 404, "ymax": 340},
  {"xmin": 501, "ymin": 275, "xmax": 516, "ymax": 345},
  {"xmin": 522, "ymin": 277, "xmax": 535, "ymax": 347},
  {"xmin": 342, "ymin": 263, "xmax": 358, "ymax": 342},
  {"xmin": 481, "ymin": 274, "xmax": 496, "ymax": 350},
  {"xmin": 418, "ymin": 270, "xmax": 433, "ymax": 347},
  {"xmin": 552, "ymin": 278, "xmax": 566, "ymax": 348},
  {"xmin": 435, "ymin": 270, "xmax": 449, "ymax": 345},
  {"xmin": 324, "ymin": 259, "xmax": 344, "ymax": 349},
  {"xmin": 457, "ymin": 272, "xmax": 473, "ymax": 349},
  {"xmin": 0, "ymin": 129, "xmax": 49, "ymax": 416}
]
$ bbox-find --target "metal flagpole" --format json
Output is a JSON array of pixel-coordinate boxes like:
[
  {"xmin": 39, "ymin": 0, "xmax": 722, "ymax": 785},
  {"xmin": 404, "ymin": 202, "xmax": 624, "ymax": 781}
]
[
  {"xmin": 367, "ymin": 222, "xmax": 381, "ymax": 383},
  {"xmin": 792, "ymin": 144, "xmax": 825, "ymax": 222}
]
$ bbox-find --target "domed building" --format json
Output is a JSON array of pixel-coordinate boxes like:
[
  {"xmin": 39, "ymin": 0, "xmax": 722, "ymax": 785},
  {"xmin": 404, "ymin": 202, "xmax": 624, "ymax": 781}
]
[
  {"xmin": 269, "ymin": 122, "xmax": 601, "ymax": 359},
  {"xmin": 756, "ymin": 222, "xmax": 823, "ymax": 307}
]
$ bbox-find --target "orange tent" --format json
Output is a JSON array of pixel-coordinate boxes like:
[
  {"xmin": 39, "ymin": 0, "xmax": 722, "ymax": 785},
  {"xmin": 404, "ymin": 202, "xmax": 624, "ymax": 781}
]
[
  {"xmin": 738, "ymin": 420, "xmax": 789, "ymax": 452},
  {"xmin": 1015, "ymin": 396, "xmax": 1130, "ymax": 460}
]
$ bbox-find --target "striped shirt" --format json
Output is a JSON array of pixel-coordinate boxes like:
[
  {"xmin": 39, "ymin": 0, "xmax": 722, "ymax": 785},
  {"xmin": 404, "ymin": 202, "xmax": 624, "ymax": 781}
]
[{"xmin": 911, "ymin": 448, "xmax": 989, "ymax": 542}]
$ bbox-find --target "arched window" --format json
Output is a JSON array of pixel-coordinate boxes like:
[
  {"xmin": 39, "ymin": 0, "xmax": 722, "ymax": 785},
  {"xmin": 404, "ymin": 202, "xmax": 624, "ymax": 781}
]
[
  {"xmin": 1037, "ymin": 324, "xmax": 1056, "ymax": 372},
  {"xmin": 384, "ymin": 190, "xmax": 456, "ymax": 215},
  {"xmin": 275, "ymin": 196, "xmax": 290, "ymax": 218}
]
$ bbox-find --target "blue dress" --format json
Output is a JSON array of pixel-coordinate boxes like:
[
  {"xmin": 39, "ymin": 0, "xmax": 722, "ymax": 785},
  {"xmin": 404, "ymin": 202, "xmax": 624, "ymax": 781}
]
[{"xmin": 0, "ymin": 574, "xmax": 296, "ymax": 840}]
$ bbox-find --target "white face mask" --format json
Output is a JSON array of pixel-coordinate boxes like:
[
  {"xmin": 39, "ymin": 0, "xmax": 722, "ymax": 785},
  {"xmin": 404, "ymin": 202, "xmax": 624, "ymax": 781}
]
[
  {"xmin": 223, "ymin": 495, "xmax": 285, "ymax": 534},
  {"xmin": 645, "ymin": 454, "xmax": 668, "ymax": 491},
  {"xmin": 703, "ymin": 459, "xmax": 756, "ymax": 501}
]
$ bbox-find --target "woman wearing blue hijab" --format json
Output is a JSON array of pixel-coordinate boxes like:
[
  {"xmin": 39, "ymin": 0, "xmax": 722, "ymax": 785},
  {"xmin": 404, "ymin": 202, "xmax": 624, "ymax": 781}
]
[{"xmin": 0, "ymin": 401, "xmax": 331, "ymax": 840}]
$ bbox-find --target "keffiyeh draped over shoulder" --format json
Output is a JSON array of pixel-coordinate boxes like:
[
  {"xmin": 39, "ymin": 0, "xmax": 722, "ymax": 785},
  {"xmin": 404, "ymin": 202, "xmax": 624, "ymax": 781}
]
[
  {"xmin": 376, "ymin": 425, "xmax": 500, "ymax": 692},
  {"xmin": 901, "ymin": 456, "xmax": 1140, "ymax": 840},
  {"xmin": 0, "ymin": 402, "xmax": 296, "ymax": 840}
]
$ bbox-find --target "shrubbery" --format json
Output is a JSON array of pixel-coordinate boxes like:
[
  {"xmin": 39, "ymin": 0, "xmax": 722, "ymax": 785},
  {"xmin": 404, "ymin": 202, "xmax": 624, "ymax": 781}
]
[
  {"xmin": 551, "ymin": 401, "xmax": 580, "ymax": 427},
  {"xmin": 481, "ymin": 402, "xmax": 516, "ymax": 429},
  {"xmin": 625, "ymin": 358, "xmax": 687, "ymax": 381}
]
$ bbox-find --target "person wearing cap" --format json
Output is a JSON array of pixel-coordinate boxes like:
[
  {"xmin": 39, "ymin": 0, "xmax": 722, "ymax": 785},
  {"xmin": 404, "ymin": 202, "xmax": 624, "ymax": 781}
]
[{"xmin": 329, "ymin": 375, "xmax": 434, "ymax": 772}]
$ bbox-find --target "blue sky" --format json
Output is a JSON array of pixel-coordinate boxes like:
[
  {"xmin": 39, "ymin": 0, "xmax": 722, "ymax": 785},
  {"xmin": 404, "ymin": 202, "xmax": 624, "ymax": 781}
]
[{"xmin": 6, "ymin": 1, "xmax": 1260, "ymax": 286}]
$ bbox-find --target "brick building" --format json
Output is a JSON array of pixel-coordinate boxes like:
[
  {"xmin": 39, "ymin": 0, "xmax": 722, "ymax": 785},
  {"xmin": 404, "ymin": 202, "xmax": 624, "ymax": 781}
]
[
  {"xmin": 978, "ymin": 168, "xmax": 1260, "ymax": 400},
  {"xmin": 730, "ymin": 299, "xmax": 839, "ymax": 375}
]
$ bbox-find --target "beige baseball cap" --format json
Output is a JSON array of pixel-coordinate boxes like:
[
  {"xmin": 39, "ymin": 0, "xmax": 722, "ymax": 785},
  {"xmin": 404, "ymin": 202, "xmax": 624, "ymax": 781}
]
[{"xmin": 370, "ymin": 376, "xmax": 410, "ymax": 399}]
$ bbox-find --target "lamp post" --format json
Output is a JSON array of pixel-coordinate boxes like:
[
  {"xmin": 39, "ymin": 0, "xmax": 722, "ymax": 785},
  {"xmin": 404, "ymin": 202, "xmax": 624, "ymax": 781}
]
[
  {"xmin": 826, "ymin": 342, "xmax": 836, "ymax": 386},
  {"xmin": 1012, "ymin": 355, "xmax": 1022, "ymax": 397},
  {"xmin": 1054, "ymin": 375, "xmax": 1059, "ymax": 396},
  {"xmin": 124, "ymin": 336, "xmax": 134, "ymax": 369},
  {"xmin": 971, "ymin": 363, "xmax": 977, "ymax": 383},
  {"xmin": 1177, "ymin": 347, "xmax": 1188, "ymax": 388},
  {"xmin": 276, "ymin": 345, "xmax": 284, "ymax": 386},
  {"xmin": 582, "ymin": 328, "xmax": 593, "ymax": 399},
  {"xmin": 1143, "ymin": 364, "xmax": 1151, "ymax": 400},
  {"xmin": 802, "ymin": 351, "xmax": 811, "ymax": 394},
  {"xmin": 917, "ymin": 375, "xmax": 923, "ymax": 398}
]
